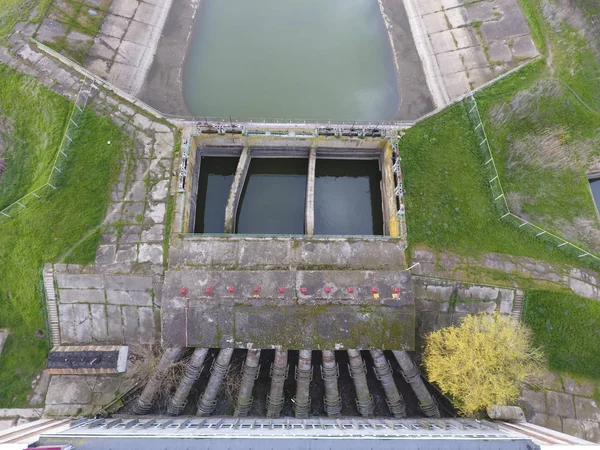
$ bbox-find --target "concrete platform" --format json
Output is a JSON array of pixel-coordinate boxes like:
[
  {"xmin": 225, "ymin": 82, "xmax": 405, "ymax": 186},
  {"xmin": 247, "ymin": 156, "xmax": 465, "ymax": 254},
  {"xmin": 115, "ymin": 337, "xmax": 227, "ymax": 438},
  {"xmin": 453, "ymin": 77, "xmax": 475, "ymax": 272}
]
[
  {"xmin": 162, "ymin": 269, "xmax": 415, "ymax": 349},
  {"xmin": 169, "ymin": 236, "xmax": 407, "ymax": 271}
]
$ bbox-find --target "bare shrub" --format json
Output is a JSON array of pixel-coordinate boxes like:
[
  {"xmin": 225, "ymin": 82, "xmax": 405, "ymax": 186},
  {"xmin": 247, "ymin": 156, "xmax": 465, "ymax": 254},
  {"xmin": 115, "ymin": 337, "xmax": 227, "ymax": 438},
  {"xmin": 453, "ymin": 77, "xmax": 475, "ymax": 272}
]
[
  {"xmin": 540, "ymin": 0, "xmax": 562, "ymax": 32},
  {"xmin": 560, "ymin": 217, "xmax": 600, "ymax": 253},
  {"xmin": 0, "ymin": 158, "xmax": 5, "ymax": 178},
  {"xmin": 222, "ymin": 357, "xmax": 243, "ymax": 404},
  {"xmin": 128, "ymin": 344, "xmax": 188, "ymax": 412},
  {"xmin": 489, "ymin": 80, "xmax": 563, "ymax": 127},
  {"xmin": 506, "ymin": 192, "xmax": 533, "ymax": 219},
  {"xmin": 507, "ymin": 127, "xmax": 599, "ymax": 173}
]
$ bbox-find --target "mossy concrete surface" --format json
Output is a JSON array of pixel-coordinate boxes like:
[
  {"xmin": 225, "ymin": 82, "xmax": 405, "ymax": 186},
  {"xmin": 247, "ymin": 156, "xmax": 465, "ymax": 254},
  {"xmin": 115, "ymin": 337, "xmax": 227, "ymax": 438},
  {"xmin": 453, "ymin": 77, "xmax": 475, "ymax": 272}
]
[{"xmin": 162, "ymin": 269, "xmax": 415, "ymax": 350}]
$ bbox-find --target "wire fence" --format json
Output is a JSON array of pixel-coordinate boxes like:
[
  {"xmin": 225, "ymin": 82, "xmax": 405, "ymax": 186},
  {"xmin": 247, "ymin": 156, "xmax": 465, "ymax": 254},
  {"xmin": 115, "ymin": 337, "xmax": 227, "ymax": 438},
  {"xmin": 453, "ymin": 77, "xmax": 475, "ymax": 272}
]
[
  {"xmin": 465, "ymin": 93, "xmax": 600, "ymax": 269},
  {"xmin": 0, "ymin": 77, "xmax": 96, "ymax": 223}
]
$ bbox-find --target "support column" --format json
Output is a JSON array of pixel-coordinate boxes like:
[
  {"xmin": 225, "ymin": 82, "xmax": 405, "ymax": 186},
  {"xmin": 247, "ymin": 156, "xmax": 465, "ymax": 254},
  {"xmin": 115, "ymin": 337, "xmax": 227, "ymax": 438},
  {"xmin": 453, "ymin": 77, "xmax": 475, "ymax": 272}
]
[
  {"xmin": 196, "ymin": 348, "xmax": 234, "ymax": 416},
  {"xmin": 380, "ymin": 142, "xmax": 399, "ymax": 237},
  {"xmin": 134, "ymin": 347, "xmax": 183, "ymax": 415},
  {"xmin": 234, "ymin": 349, "xmax": 261, "ymax": 417},
  {"xmin": 293, "ymin": 350, "xmax": 312, "ymax": 418},
  {"xmin": 167, "ymin": 348, "xmax": 209, "ymax": 416},
  {"xmin": 305, "ymin": 146, "xmax": 317, "ymax": 235},
  {"xmin": 370, "ymin": 350, "xmax": 406, "ymax": 418},
  {"xmin": 347, "ymin": 349, "xmax": 374, "ymax": 417},
  {"xmin": 224, "ymin": 146, "xmax": 250, "ymax": 233},
  {"xmin": 266, "ymin": 349, "xmax": 288, "ymax": 418},
  {"xmin": 321, "ymin": 350, "xmax": 341, "ymax": 417},
  {"xmin": 392, "ymin": 350, "xmax": 440, "ymax": 418}
]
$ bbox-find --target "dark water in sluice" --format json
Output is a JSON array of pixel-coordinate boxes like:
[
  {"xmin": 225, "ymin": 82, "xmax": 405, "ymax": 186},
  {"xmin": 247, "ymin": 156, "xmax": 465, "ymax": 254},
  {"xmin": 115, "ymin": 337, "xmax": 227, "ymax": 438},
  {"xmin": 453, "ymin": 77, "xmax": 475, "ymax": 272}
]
[
  {"xmin": 236, "ymin": 158, "xmax": 308, "ymax": 235},
  {"xmin": 149, "ymin": 350, "xmax": 434, "ymax": 418},
  {"xmin": 314, "ymin": 159, "xmax": 383, "ymax": 235},
  {"xmin": 194, "ymin": 157, "xmax": 238, "ymax": 233}
]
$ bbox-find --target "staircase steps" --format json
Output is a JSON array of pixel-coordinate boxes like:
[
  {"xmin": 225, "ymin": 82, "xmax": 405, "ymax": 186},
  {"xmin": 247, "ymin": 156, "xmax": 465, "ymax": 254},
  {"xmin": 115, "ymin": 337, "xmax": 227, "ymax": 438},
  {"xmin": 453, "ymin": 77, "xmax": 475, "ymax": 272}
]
[
  {"xmin": 512, "ymin": 290, "xmax": 524, "ymax": 325},
  {"xmin": 43, "ymin": 264, "xmax": 61, "ymax": 346}
]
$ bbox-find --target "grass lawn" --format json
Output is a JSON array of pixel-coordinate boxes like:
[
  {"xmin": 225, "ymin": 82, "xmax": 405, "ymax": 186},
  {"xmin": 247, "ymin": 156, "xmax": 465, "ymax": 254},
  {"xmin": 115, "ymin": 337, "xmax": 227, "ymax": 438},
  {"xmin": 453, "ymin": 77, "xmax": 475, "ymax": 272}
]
[
  {"xmin": 474, "ymin": 0, "xmax": 600, "ymax": 253},
  {"xmin": 0, "ymin": 64, "xmax": 70, "ymax": 210},
  {"xmin": 402, "ymin": 0, "xmax": 600, "ymax": 267},
  {"xmin": 401, "ymin": 102, "xmax": 584, "ymax": 268},
  {"xmin": 523, "ymin": 290, "xmax": 600, "ymax": 380},
  {"xmin": 0, "ymin": 64, "xmax": 123, "ymax": 406}
]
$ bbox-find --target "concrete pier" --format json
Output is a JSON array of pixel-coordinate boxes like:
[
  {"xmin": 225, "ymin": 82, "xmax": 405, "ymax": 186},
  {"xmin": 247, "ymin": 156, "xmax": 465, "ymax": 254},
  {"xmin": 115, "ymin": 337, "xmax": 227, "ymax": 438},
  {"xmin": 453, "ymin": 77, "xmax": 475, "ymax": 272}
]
[
  {"xmin": 370, "ymin": 350, "xmax": 406, "ymax": 418},
  {"xmin": 266, "ymin": 349, "xmax": 288, "ymax": 418},
  {"xmin": 293, "ymin": 350, "xmax": 313, "ymax": 418},
  {"xmin": 305, "ymin": 146, "xmax": 317, "ymax": 235},
  {"xmin": 321, "ymin": 350, "xmax": 342, "ymax": 417},
  {"xmin": 234, "ymin": 349, "xmax": 262, "ymax": 417},
  {"xmin": 380, "ymin": 142, "xmax": 399, "ymax": 237},
  {"xmin": 167, "ymin": 348, "xmax": 209, "ymax": 415},
  {"xmin": 197, "ymin": 348, "xmax": 234, "ymax": 416},
  {"xmin": 224, "ymin": 147, "xmax": 250, "ymax": 233},
  {"xmin": 392, "ymin": 350, "xmax": 440, "ymax": 418},
  {"xmin": 134, "ymin": 347, "xmax": 183, "ymax": 415},
  {"xmin": 347, "ymin": 349, "xmax": 374, "ymax": 417}
]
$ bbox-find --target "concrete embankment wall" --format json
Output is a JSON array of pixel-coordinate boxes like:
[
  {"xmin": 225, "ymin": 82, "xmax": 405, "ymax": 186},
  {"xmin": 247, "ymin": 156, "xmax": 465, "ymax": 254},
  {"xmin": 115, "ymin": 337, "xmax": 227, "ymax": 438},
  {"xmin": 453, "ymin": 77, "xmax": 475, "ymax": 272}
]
[{"xmin": 412, "ymin": 276, "xmax": 516, "ymax": 350}]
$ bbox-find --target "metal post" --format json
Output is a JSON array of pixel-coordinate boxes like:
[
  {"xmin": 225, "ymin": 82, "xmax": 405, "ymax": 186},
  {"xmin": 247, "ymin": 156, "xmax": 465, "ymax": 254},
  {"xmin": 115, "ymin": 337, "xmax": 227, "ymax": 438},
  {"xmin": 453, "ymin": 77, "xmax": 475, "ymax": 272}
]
[
  {"xmin": 321, "ymin": 350, "xmax": 341, "ymax": 417},
  {"xmin": 370, "ymin": 350, "xmax": 406, "ymax": 418},
  {"xmin": 347, "ymin": 349, "xmax": 374, "ymax": 417},
  {"xmin": 196, "ymin": 348, "xmax": 234, "ymax": 416},
  {"xmin": 266, "ymin": 349, "xmax": 288, "ymax": 418},
  {"xmin": 167, "ymin": 348, "xmax": 209, "ymax": 416},
  {"xmin": 234, "ymin": 349, "xmax": 261, "ymax": 417},
  {"xmin": 293, "ymin": 350, "xmax": 312, "ymax": 418},
  {"xmin": 133, "ymin": 347, "xmax": 183, "ymax": 415},
  {"xmin": 392, "ymin": 350, "xmax": 440, "ymax": 418}
]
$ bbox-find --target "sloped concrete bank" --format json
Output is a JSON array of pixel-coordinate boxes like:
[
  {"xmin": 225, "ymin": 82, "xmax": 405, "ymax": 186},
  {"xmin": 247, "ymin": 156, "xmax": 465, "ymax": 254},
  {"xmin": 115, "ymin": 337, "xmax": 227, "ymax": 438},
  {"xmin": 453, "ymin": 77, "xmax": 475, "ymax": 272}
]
[
  {"xmin": 378, "ymin": 0, "xmax": 436, "ymax": 118},
  {"xmin": 137, "ymin": 0, "xmax": 199, "ymax": 116}
]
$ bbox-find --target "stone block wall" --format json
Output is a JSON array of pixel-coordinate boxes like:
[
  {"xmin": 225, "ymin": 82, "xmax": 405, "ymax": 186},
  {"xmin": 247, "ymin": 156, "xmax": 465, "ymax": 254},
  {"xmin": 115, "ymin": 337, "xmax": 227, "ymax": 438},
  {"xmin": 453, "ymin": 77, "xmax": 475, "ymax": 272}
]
[
  {"xmin": 53, "ymin": 268, "xmax": 160, "ymax": 345},
  {"xmin": 519, "ymin": 371, "xmax": 600, "ymax": 443},
  {"xmin": 413, "ymin": 276, "xmax": 515, "ymax": 350}
]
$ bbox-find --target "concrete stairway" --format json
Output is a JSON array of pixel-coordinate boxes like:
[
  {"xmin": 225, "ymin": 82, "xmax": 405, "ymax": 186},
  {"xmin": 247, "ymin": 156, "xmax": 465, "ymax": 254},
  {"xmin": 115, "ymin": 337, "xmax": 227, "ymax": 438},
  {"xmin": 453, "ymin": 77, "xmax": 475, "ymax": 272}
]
[
  {"xmin": 43, "ymin": 264, "xmax": 61, "ymax": 346},
  {"xmin": 511, "ymin": 290, "xmax": 524, "ymax": 325}
]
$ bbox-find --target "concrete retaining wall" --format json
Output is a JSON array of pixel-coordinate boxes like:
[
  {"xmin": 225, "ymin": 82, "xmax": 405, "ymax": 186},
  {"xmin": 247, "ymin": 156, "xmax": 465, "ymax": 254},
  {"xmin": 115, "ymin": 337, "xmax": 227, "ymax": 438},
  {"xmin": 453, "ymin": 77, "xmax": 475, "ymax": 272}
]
[
  {"xmin": 413, "ymin": 276, "xmax": 515, "ymax": 350},
  {"xmin": 53, "ymin": 268, "xmax": 160, "ymax": 345}
]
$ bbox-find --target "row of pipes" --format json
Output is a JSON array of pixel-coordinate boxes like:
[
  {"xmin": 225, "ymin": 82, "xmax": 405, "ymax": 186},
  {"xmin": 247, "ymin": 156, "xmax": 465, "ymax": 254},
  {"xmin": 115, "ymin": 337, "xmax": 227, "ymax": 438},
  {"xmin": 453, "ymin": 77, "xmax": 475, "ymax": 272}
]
[{"xmin": 133, "ymin": 348, "xmax": 440, "ymax": 419}]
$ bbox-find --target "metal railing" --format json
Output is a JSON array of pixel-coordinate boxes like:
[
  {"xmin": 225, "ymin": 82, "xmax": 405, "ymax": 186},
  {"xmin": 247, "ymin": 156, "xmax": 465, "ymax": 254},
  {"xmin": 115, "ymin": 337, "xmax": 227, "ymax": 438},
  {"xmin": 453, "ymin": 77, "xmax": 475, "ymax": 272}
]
[
  {"xmin": 0, "ymin": 77, "xmax": 96, "ymax": 222},
  {"xmin": 465, "ymin": 93, "xmax": 600, "ymax": 269}
]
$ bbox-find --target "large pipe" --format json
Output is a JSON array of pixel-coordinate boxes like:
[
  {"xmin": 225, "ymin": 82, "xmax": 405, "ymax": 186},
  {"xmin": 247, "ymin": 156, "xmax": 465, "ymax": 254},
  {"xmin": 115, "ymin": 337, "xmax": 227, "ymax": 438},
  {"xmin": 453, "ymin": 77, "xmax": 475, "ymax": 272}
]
[
  {"xmin": 392, "ymin": 350, "xmax": 440, "ymax": 418},
  {"xmin": 370, "ymin": 350, "xmax": 406, "ymax": 418},
  {"xmin": 234, "ymin": 349, "xmax": 261, "ymax": 417},
  {"xmin": 293, "ymin": 350, "xmax": 312, "ymax": 418},
  {"xmin": 266, "ymin": 349, "xmax": 288, "ymax": 418},
  {"xmin": 196, "ymin": 348, "xmax": 234, "ymax": 416},
  {"xmin": 321, "ymin": 350, "xmax": 341, "ymax": 417},
  {"xmin": 134, "ymin": 347, "xmax": 183, "ymax": 415},
  {"xmin": 347, "ymin": 349, "xmax": 374, "ymax": 417},
  {"xmin": 167, "ymin": 348, "xmax": 209, "ymax": 416}
]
